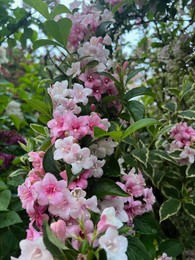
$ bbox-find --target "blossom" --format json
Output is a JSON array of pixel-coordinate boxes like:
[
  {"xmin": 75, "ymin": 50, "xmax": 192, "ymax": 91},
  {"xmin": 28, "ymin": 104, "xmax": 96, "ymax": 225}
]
[
  {"xmin": 64, "ymin": 144, "xmax": 93, "ymax": 174},
  {"xmin": 5, "ymin": 100, "xmax": 24, "ymax": 120},
  {"xmin": 66, "ymin": 62, "xmax": 81, "ymax": 77},
  {"xmin": 69, "ymin": 83, "xmax": 92, "ymax": 105},
  {"xmin": 0, "ymin": 47, "xmax": 8, "ymax": 64},
  {"xmin": 156, "ymin": 253, "xmax": 173, "ymax": 260},
  {"xmin": 11, "ymin": 237, "xmax": 54, "ymax": 260},
  {"xmin": 54, "ymin": 136, "xmax": 76, "ymax": 161},
  {"xmin": 50, "ymin": 220, "xmax": 67, "ymax": 241},
  {"xmin": 180, "ymin": 146, "xmax": 195, "ymax": 164},
  {"xmin": 97, "ymin": 207, "xmax": 123, "ymax": 233},
  {"xmin": 33, "ymin": 173, "xmax": 67, "ymax": 206},
  {"xmin": 98, "ymin": 227, "xmax": 128, "ymax": 260}
]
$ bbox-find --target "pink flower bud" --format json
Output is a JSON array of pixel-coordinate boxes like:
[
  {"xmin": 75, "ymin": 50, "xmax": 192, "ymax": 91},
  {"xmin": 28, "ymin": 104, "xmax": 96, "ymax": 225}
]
[{"xmin": 50, "ymin": 220, "xmax": 66, "ymax": 241}]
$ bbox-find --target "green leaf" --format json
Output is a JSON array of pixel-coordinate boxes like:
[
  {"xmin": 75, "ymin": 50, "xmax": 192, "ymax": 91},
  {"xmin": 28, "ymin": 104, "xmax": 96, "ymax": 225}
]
[
  {"xmin": 9, "ymin": 169, "xmax": 27, "ymax": 178},
  {"xmin": 149, "ymin": 150, "xmax": 177, "ymax": 164},
  {"xmin": 25, "ymin": 99, "xmax": 51, "ymax": 118},
  {"xmin": 50, "ymin": 4, "xmax": 72, "ymax": 19},
  {"xmin": 134, "ymin": 213, "xmax": 158, "ymax": 235},
  {"xmin": 163, "ymin": 101, "xmax": 177, "ymax": 113},
  {"xmin": 183, "ymin": 202, "xmax": 195, "ymax": 219},
  {"xmin": 96, "ymin": 21, "xmax": 112, "ymax": 37},
  {"xmin": 93, "ymin": 127, "xmax": 122, "ymax": 141},
  {"xmin": 178, "ymin": 110, "xmax": 195, "ymax": 120},
  {"xmin": 103, "ymin": 155, "xmax": 121, "ymax": 177},
  {"xmin": 43, "ymin": 145, "xmax": 60, "ymax": 175},
  {"xmin": 30, "ymin": 123, "xmax": 49, "ymax": 137},
  {"xmin": 132, "ymin": 148, "xmax": 149, "ymax": 167},
  {"xmin": 101, "ymin": 95, "xmax": 118, "ymax": 104},
  {"xmin": 125, "ymin": 87, "xmax": 154, "ymax": 100},
  {"xmin": 159, "ymin": 199, "xmax": 181, "ymax": 222},
  {"xmin": 43, "ymin": 221, "xmax": 77, "ymax": 260},
  {"xmin": 186, "ymin": 163, "xmax": 195, "ymax": 178},
  {"xmin": 0, "ymin": 211, "xmax": 22, "ymax": 228},
  {"xmin": 126, "ymin": 235, "xmax": 150, "ymax": 260},
  {"xmin": 161, "ymin": 183, "xmax": 180, "ymax": 199},
  {"xmin": 0, "ymin": 190, "xmax": 11, "ymax": 211},
  {"xmin": 126, "ymin": 68, "xmax": 144, "ymax": 83},
  {"xmin": 44, "ymin": 18, "xmax": 72, "ymax": 47},
  {"xmin": 24, "ymin": 0, "xmax": 50, "ymax": 19},
  {"xmin": 0, "ymin": 181, "xmax": 7, "ymax": 191},
  {"xmin": 33, "ymin": 39, "xmax": 63, "ymax": 50},
  {"xmin": 126, "ymin": 100, "xmax": 145, "ymax": 121},
  {"xmin": 88, "ymin": 178, "xmax": 129, "ymax": 199},
  {"xmin": 122, "ymin": 118, "xmax": 159, "ymax": 140},
  {"xmin": 158, "ymin": 239, "xmax": 183, "ymax": 257}
]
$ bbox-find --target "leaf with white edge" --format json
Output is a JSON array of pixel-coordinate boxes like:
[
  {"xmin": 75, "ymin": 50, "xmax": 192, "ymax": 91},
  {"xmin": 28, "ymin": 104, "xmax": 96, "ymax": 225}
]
[
  {"xmin": 178, "ymin": 110, "xmax": 195, "ymax": 120},
  {"xmin": 159, "ymin": 199, "xmax": 181, "ymax": 222},
  {"xmin": 122, "ymin": 118, "xmax": 159, "ymax": 140},
  {"xmin": 161, "ymin": 183, "xmax": 180, "ymax": 199},
  {"xmin": 0, "ymin": 211, "xmax": 22, "ymax": 228},
  {"xmin": 24, "ymin": 0, "xmax": 50, "ymax": 19},
  {"xmin": 126, "ymin": 235, "xmax": 150, "ymax": 260},
  {"xmin": 186, "ymin": 162, "xmax": 195, "ymax": 177},
  {"xmin": 149, "ymin": 150, "xmax": 177, "ymax": 164},
  {"xmin": 0, "ymin": 190, "xmax": 11, "ymax": 211},
  {"xmin": 88, "ymin": 178, "xmax": 129, "ymax": 199},
  {"xmin": 30, "ymin": 124, "xmax": 49, "ymax": 137},
  {"xmin": 9, "ymin": 169, "xmax": 27, "ymax": 178},
  {"xmin": 156, "ymin": 124, "xmax": 174, "ymax": 138},
  {"xmin": 50, "ymin": 4, "xmax": 72, "ymax": 19},
  {"xmin": 158, "ymin": 239, "xmax": 183, "ymax": 257},
  {"xmin": 163, "ymin": 101, "xmax": 177, "ymax": 113},
  {"xmin": 33, "ymin": 39, "xmax": 63, "ymax": 50},
  {"xmin": 183, "ymin": 202, "xmax": 195, "ymax": 219},
  {"xmin": 132, "ymin": 148, "xmax": 149, "ymax": 167}
]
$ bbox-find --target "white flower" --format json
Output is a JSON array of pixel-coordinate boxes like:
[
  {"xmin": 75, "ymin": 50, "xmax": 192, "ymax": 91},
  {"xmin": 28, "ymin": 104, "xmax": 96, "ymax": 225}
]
[
  {"xmin": 54, "ymin": 136, "xmax": 75, "ymax": 161},
  {"xmin": 0, "ymin": 47, "xmax": 8, "ymax": 64},
  {"xmin": 180, "ymin": 146, "xmax": 195, "ymax": 164},
  {"xmin": 5, "ymin": 100, "xmax": 24, "ymax": 120},
  {"xmin": 48, "ymin": 80, "xmax": 69, "ymax": 105},
  {"xmin": 66, "ymin": 62, "xmax": 81, "ymax": 78},
  {"xmin": 98, "ymin": 227, "xmax": 128, "ymax": 260},
  {"xmin": 11, "ymin": 237, "xmax": 54, "ymax": 260},
  {"xmin": 69, "ymin": 83, "xmax": 92, "ymax": 105}
]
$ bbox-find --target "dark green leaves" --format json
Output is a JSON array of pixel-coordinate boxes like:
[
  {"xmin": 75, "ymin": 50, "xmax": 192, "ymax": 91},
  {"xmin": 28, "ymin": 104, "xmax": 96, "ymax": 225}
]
[
  {"xmin": 126, "ymin": 235, "xmax": 150, "ymax": 260},
  {"xmin": 43, "ymin": 145, "xmax": 60, "ymax": 175},
  {"xmin": 88, "ymin": 178, "xmax": 129, "ymax": 199},
  {"xmin": 125, "ymin": 87, "xmax": 154, "ymax": 100},
  {"xmin": 0, "ymin": 212, "xmax": 22, "ymax": 229},
  {"xmin": 33, "ymin": 39, "xmax": 64, "ymax": 50},
  {"xmin": 134, "ymin": 213, "xmax": 159, "ymax": 235}
]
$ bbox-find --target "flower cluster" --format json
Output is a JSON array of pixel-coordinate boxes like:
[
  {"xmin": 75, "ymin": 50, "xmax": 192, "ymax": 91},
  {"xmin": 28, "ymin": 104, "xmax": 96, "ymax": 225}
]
[
  {"xmin": 168, "ymin": 122, "xmax": 195, "ymax": 165},
  {"xmin": 15, "ymin": 1, "xmax": 155, "ymax": 259}
]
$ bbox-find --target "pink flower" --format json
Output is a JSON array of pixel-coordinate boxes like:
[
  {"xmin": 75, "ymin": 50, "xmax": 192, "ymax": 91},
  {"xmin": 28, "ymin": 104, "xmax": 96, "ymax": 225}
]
[
  {"xmin": 143, "ymin": 188, "xmax": 155, "ymax": 211},
  {"xmin": 157, "ymin": 253, "xmax": 173, "ymax": 260},
  {"xmin": 33, "ymin": 173, "xmax": 67, "ymax": 206},
  {"xmin": 26, "ymin": 222, "xmax": 42, "ymax": 241},
  {"xmin": 48, "ymin": 188, "xmax": 74, "ymax": 220},
  {"xmin": 68, "ymin": 170, "xmax": 92, "ymax": 189},
  {"xmin": 180, "ymin": 146, "xmax": 195, "ymax": 164},
  {"xmin": 98, "ymin": 227, "xmax": 128, "ymax": 260},
  {"xmin": 50, "ymin": 220, "xmax": 67, "ymax": 241},
  {"xmin": 97, "ymin": 207, "xmax": 123, "ymax": 233},
  {"xmin": 90, "ymin": 155, "xmax": 105, "ymax": 178},
  {"xmin": 28, "ymin": 151, "xmax": 45, "ymax": 172},
  {"xmin": 18, "ymin": 179, "xmax": 37, "ymax": 213}
]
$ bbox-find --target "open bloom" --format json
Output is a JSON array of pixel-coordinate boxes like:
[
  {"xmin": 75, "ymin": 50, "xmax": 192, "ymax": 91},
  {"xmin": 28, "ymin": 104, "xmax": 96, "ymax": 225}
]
[
  {"xmin": 11, "ymin": 237, "xmax": 53, "ymax": 260},
  {"xmin": 98, "ymin": 227, "xmax": 128, "ymax": 260}
]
